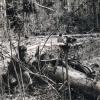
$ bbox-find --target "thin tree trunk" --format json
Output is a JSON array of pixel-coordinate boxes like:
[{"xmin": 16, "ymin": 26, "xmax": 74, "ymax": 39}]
[{"xmin": 92, "ymin": 0, "xmax": 97, "ymax": 29}]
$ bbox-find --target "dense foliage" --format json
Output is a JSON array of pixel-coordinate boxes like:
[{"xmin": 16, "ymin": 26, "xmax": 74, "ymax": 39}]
[{"xmin": 5, "ymin": 0, "xmax": 100, "ymax": 35}]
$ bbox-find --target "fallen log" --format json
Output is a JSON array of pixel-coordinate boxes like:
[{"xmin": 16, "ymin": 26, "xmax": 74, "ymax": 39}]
[{"xmin": 46, "ymin": 65, "xmax": 100, "ymax": 96}]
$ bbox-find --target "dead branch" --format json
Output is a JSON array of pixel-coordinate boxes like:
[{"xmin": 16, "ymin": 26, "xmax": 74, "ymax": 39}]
[{"xmin": 34, "ymin": 1, "xmax": 55, "ymax": 12}]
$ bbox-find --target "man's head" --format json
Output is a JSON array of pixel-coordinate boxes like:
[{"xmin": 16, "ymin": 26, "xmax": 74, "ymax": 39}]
[
  {"xmin": 19, "ymin": 45, "xmax": 27, "ymax": 52},
  {"xmin": 18, "ymin": 45, "xmax": 27, "ymax": 60},
  {"xmin": 59, "ymin": 33, "xmax": 62, "ymax": 37},
  {"xmin": 65, "ymin": 36, "xmax": 77, "ymax": 44}
]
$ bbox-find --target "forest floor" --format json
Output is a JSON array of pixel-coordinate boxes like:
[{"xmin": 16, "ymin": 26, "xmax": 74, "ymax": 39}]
[{"xmin": 0, "ymin": 33, "xmax": 100, "ymax": 100}]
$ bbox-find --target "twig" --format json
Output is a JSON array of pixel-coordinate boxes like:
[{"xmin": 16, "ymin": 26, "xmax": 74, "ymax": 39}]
[
  {"xmin": 0, "ymin": 41, "xmax": 6, "ymax": 100},
  {"xmin": 34, "ymin": 1, "xmax": 55, "ymax": 12},
  {"xmin": 0, "ymin": 76, "xmax": 4, "ymax": 100},
  {"xmin": 58, "ymin": 80, "xmax": 68, "ymax": 91},
  {"xmin": 64, "ymin": 40, "xmax": 72, "ymax": 100},
  {"xmin": 40, "ymin": 32, "xmax": 54, "ymax": 54},
  {"xmin": 7, "ymin": 22, "xmax": 12, "ymax": 97},
  {"xmin": 37, "ymin": 45, "xmax": 41, "ymax": 73},
  {"xmin": 17, "ymin": 32, "xmax": 25, "ymax": 100}
]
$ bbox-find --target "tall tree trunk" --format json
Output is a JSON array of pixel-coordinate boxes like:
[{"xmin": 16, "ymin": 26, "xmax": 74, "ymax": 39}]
[
  {"xmin": 0, "ymin": 0, "xmax": 7, "ymax": 37},
  {"xmin": 96, "ymin": 0, "xmax": 99, "ymax": 28},
  {"xmin": 92, "ymin": 0, "xmax": 97, "ymax": 29}
]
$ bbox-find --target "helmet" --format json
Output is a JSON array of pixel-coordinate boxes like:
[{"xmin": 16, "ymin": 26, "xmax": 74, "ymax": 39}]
[{"xmin": 18, "ymin": 45, "xmax": 27, "ymax": 52}]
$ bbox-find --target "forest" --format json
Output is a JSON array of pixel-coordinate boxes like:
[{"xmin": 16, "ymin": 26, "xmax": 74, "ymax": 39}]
[
  {"xmin": 0, "ymin": 0, "xmax": 100, "ymax": 36},
  {"xmin": 0, "ymin": 0, "xmax": 100, "ymax": 100}
]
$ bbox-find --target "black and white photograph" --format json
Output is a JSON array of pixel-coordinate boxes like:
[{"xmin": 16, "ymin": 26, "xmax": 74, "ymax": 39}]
[{"xmin": 0, "ymin": 0, "xmax": 100, "ymax": 100}]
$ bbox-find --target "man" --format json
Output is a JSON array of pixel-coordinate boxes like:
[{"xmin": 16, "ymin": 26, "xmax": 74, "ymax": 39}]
[
  {"xmin": 2, "ymin": 45, "xmax": 33, "ymax": 93},
  {"xmin": 57, "ymin": 33, "xmax": 65, "ymax": 43}
]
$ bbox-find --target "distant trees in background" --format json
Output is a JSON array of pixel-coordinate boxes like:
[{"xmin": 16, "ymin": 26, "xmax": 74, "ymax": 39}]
[
  {"xmin": 0, "ymin": 0, "xmax": 100, "ymax": 37},
  {"xmin": 60, "ymin": 0, "xmax": 100, "ymax": 34}
]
